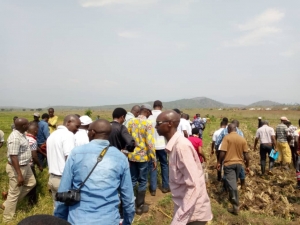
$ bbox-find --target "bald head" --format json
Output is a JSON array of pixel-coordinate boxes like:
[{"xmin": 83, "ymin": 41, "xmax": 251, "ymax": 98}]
[
  {"xmin": 88, "ymin": 119, "xmax": 112, "ymax": 141},
  {"xmin": 63, "ymin": 115, "xmax": 81, "ymax": 134},
  {"xmin": 14, "ymin": 118, "xmax": 29, "ymax": 133},
  {"xmin": 227, "ymin": 123, "xmax": 237, "ymax": 133},
  {"xmin": 156, "ymin": 110, "xmax": 180, "ymax": 140},
  {"xmin": 131, "ymin": 105, "xmax": 141, "ymax": 117}
]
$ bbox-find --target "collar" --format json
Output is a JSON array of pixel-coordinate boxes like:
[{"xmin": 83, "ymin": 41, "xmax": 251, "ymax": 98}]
[
  {"xmin": 26, "ymin": 133, "xmax": 36, "ymax": 140},
  {"xmin": 166, "ymin": 131, "xmax": 182, "ymax": 152},
  {"xmin": 138, "ymin": 115, "xmax": 147, "ymax": 120},
  {"xmin": 57, "ymin": 125, "xmax": 68, "ymax": 130},
  {"xmin": 91, "ymin": 139, "xmax": 110, "ymax": 146},
  {"xmin": 14, "ymin": 129, "xmax": 25, "ymax": 137},
  {"xmin": 127, "ymin": 112, "xmax": 134, "ymax": 117},
  {"xmin": 229, "ymin": 131, "xmax": 238, "ymax": 134}
]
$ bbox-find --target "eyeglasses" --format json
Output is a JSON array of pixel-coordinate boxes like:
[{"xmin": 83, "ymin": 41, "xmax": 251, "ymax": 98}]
[{"xmin": 156, "ymin": 121, "xmax": 169, "ymax": 126}]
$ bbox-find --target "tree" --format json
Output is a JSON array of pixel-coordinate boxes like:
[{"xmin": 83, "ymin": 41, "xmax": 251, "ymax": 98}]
[
  {"xmin": 23, "ymin": 109, "xmax": 26, "ymax": 111},
  {"xmin": 36, "ymin": 108, "xmax": 42, "ymax": 111},
  {"xmin": 85, "ymin": 109, "xmax": 92, "ymax": 117}
]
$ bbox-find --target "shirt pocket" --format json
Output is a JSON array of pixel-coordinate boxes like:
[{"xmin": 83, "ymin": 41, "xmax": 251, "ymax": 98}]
[{"xmin": 19, "ymin": 138, "xmax": 29, "ymax": 153}]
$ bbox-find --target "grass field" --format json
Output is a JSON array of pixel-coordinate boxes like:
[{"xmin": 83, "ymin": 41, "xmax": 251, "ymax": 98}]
[{"xmin": 0, "ymin": 109, "xmax": 300, "ymax": 224}]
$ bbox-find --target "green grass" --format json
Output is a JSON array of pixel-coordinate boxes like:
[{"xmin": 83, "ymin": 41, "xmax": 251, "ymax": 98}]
[{"xmin": 0, "ymin": 109, "xmax": 300, "ymax": 224}]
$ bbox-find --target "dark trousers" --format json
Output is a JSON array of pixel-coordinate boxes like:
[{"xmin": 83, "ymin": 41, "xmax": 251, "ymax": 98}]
[
  {"xmin": 148, "ymin": 150, "xmax": 169, "ymax": 191},
  {"xmin": 224, "ymin": 164, "xmax": 242, "ymax": 206},
  {"xmin": 187, "ymin": 222, "xmax": 207, "ymax": 225},
  {"xmin": 130, "ymin": 161, "xmax": 148, "ymax": 192},
  {"xmin": 290, "ymin": 145, "xmax": 297, "ymax": 168},
  {"xmin": 260, "ymin": 144, "xmax": 274, "ymax": 171}
]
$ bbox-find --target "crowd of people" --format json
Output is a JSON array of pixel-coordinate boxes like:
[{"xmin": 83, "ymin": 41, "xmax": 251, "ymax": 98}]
[{"xmin": 0, "ymin": 103, "xmax": 299, "ymax": 225}]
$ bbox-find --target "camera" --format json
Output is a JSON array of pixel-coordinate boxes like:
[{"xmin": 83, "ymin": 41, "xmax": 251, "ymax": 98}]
[{"xmin": 55, "ymin": 189, "xmax": 81, "ymax": 206}]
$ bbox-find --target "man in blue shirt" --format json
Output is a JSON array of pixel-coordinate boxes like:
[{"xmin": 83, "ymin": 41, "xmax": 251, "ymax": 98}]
[
  {"xmin": 37, "ymin": 113, "xmax": 50, "ymax": 167},
  {"xmin": 54, "ymin": 119, "xmax": 135, "ymax": 225}
]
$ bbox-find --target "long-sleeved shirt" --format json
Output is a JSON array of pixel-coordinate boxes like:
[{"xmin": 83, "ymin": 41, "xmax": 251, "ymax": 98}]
[
  {"xmin": 127, "ymin": 115, "xmax": 156, "ymax": 162},
  {"xmin": 166, "ymin": 132, "xmax": 212, "ymax": 225},
  {"xmin": 37, "ymin": 120, "xmax": 50, "ymax": 145},
  {"xmin": 108, "ymin": 121, "xmax": 135, "ymax": 152},
  {"xmin": 54, "ymin": 139, "xmax": 135, "ymax": 225}
]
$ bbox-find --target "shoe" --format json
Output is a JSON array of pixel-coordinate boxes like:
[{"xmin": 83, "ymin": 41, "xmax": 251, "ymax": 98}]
[
  {"xmin": 136, "ymin": 204, "xmax": 149, "ymax": 215},
  {"xmin": 2, "ymin": 192, "xmax": 7, "ymax": 200},
  {"xmin": 161, "ymin": 188, "xmax": 170, "ymax": 193},
  {"xmin": 268, "ymin": 171, "xmax": 273, "ymax": 176},
  {"xmin": 135, "ymin": 191, "xmax": 149, "ymax": 215},
  {"xmin": 227, "ymin": 205, "xmax": 239, "ymax": 215},
  {"xmin": 150, "ymin": 190, "xmax": 156, "ymax": 196}
]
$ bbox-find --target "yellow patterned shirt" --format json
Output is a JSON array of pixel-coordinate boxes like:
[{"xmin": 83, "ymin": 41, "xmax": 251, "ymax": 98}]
[
  {"xmin": 127, "ymin": 115, "xmax": 156, "ymax": 162},
  {"xmin": 48, "ymin": 116, "xmax": 58, "ymax": 134}
]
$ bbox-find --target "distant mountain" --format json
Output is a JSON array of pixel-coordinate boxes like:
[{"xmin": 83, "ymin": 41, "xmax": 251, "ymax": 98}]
[
  {"xmin": 247, "ymin": 100, "xmax": 281, "ymax": 107},
  {"xmin": 0, "ymin": 97, "xmax": 284, "ymax": 110}
]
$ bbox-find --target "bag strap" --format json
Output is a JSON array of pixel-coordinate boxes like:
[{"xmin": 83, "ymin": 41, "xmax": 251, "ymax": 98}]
[{"xmin": 78, "ymin": 145, "xmax": 110, "ymax": 191}]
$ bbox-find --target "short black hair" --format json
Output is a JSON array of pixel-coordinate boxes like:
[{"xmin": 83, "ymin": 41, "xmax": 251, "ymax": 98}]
[
  {"xmin": 42, "ymin": 113, "xmax": 49, "ymax": 119},
  {"xmin": 192, "ymin": 128, "xmax": 199, "ymax": 135},
  {"xmin": 153, "ymin": 100, "xmax": 163, "ymax": 108},
  {"xmin": 220, "ymin": 121, "xmax": 227, "ymax": 126},
  {"xmin": 18, "ymin": 214, "xmax": 71, "ymax": 225},
  {"xmin": 112, "ymin": 108, "xmax": 127, "ymax": 119},
  {"xmin": 186, "ymin": 114, "xmax": 190, "ymax": 120},
  {"xmin": 173, "ymin": 108, "xmax": 181, "ymax": 114},
  {"xmin": 48, "ymin": 108, "xmax": 54, "ymax": 111},
  {"xmin": 231, "ymin": 119, "xmax": 239, "ymax": 127},
  {"xmin": 13, "ymin": 116, "xmax": 18, "ymax": 120},
  {"xmin": 222, "ymin": 117, "xmax": 229, "ymax": 123}
]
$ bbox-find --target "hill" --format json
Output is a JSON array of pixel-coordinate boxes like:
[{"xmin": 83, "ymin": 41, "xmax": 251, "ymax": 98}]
[{"xmin": 247, "ymin": 100, "xmax": 281, "ymax": 107}]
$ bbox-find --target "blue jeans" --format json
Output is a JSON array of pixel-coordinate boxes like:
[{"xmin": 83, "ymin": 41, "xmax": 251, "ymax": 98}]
[
  {"xmin": 130, "ymin": 161, "xmax": 148, "ymax": 192},
  {"xmin": 148, "ymin": 150, "xmax": 169, "ymax": 191}
]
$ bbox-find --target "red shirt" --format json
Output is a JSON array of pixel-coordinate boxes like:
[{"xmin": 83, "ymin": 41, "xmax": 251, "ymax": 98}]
[{"xmin": 188, "ymin": 136, "xmax": 203, "ymax": 163}]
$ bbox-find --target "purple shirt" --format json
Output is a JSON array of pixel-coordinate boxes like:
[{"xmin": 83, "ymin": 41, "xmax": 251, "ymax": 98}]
[{"xmin": 166, "ymin": 132, "xmax": 213, "ymax": 225}]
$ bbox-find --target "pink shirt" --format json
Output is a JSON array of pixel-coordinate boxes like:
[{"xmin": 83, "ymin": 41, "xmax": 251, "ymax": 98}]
[{"xmin": 166, "ymin": 132, "xmax": 213, "ymax": 225}]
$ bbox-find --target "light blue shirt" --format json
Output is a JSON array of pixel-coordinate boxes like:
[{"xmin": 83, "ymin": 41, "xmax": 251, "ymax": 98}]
[
  {"xmin": 54, "ymin": 139, "xmax": 135, "ymax": 225},
  {"xmin": 37, "ymin": 120, "xmax": 49, "ymax": 145},
  {"xmin": 215, "ymin": 126, "xmax": 244, "ymax": 150}
]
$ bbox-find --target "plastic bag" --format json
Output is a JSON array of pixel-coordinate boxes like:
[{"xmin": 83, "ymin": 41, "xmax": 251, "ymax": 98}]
[{"xmin": 269, "ymin": 149, "xmax": 279, "ymax": 160}]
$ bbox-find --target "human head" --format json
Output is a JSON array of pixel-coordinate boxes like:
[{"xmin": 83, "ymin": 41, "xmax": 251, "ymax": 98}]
[
  {"xmin": 112, "ymin": 108, "xmax": 127, "ymax": 124},
  {"xmin": 33, "ymin": 112, "xmax": 40, "ymax": 121},
  {"xmin": 153, "ymin": 100, "xmax": 163, "ymax": 110},
  {"xmin": 286, "ymin": 121, "xmax": 291, "ymax": 127},
  {"xmin": 227, "ymin": 123, "xmax": 237, "ymax": 133},
  {"xmin": 192, "ymin": 128, "xmax": 199, "ymax": 136},
  {"xmin": 42, "ymin": 113, "xmax": 50, "ymax": 122},
  {"xmin": 18, "ymin": 214, "xmax": 71, "ymax": 225},
  {"xmin": 140, "ymin": 104, "xmax": 152, "ymax": 118},
  {"xmin": 14, "ymin": 118, "xmax": 29, "ymax": 133},
  {"xmin": 280, "ymin": 116, "xmax": 288, "ymax": 125},
  {"xmin": 79, "ymin": 115, "xmax": 93, "ymax": 129},
  {"xmin": 222, "ymin": 117, "xmax": 229, "ymax": 125},
  {"xmin": 261, "ymin": 120, "xmax": 269, "ymax": 126},
  {"xmin": 75, "ymin": 114, "xmax": 81, "ymax": 118},
  {"xmin": 173, "ymin": 108, "xmax": 181, "ymax": 115},
  {"xmin": 63, "ymin": 115, "xmax": 81, "ymax": 134},
  {"xmin": 220, "ymin": 121, "xmax": 227, "ymax": 127},
  {"xmin": 186, "ymin": 114, "xmax": 190, "ymax": 120},
  {"xmin": 181, "ymin": 113, "xmax": 188, "ymax": 120},
  {"xmin": 196, "ymin": 113, "xmax": 200, "ymax": 118},
  {"xmin": 27, "ymin": 122, "xmax": 38, "ymax": 136},
  {"xmin": 88, "ymin": 119, "xmax": 112, "ymax": 141},
  {"xmin": 231, "ymin": 119, "xmax": 240, "ymax": 128},
  {"xmin": 13, "ymin": 116, "xmax": 18, "ymax": 123},
  {"xmin": 48, "ymin": 108, "xmax": 55, "ymax": 117},
  {"xmin": 131, "ymin": 105, "xmax": 140, "ymax": 118},
  {"xmin": 156, "ymin": 110, "xmax": 180, "ymax": 140}
]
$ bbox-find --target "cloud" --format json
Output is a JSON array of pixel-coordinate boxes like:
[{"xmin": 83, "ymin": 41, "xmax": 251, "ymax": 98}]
[
  {"xmin": 280, "ymin": 43, "xmax": 300, "ymax": 57},
  {"xmin": 117, "ymin": 31, "xmax": 140, "ymax": 38},
  {"xmin": 224, "ymin": 9, "xmax": 285, "ymax": 47},
  {"xmin": 79, "ymin": 0, "xmax": 157, "ymax": 7}
]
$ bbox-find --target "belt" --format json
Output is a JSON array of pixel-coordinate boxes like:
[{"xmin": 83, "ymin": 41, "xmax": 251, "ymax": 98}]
[
  {"xmin": 51, "ymin": 173, "xmax": 62, "ymax": 177},
  {"xmin": 8, "ymin": 162, "xmax": 27, "ymax": 167}
]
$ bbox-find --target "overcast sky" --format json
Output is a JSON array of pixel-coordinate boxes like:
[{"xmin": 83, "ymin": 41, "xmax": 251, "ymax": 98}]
[{"xmin": 1, "ymin": 0, "xmax": 299, "ymax": 108}]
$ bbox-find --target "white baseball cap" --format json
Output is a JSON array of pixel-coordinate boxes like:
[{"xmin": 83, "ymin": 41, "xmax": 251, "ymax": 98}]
[{"xmin": 79, "ymin": 115, "xmax": 93, "ymax": 126}]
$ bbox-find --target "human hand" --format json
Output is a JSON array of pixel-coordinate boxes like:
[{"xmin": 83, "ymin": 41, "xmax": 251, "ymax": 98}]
[
  {"xmin": 39, "ymin": 166, "xmax": 43, "ymax": 172},
  {"xmin": 17, "ymin": 174, "xmax": 24, "ymax": 186},
  {"xmin": 152, "ymin": 161, "xmax": 157, "ymax": 171},
  {"xmin": 216, "ymin": 163, "xmax": 221, "ymax": 171},
  {"xmin": 246, "ymin": 167, "xmax": 250, "ymax": 174},
  {"xmin": 211, "ymin": 151, "xmax": 214, "ymax": 155}
]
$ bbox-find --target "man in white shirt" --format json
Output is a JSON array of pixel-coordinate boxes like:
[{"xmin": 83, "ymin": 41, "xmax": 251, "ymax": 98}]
[
  {"xmin": 123, "ymin": 105, "xmax": 140, "ymax": 128},
  {"xmin": 75, "ymin": 115, "xmax": 93, "ymax": 147},
  {"xmin": 148, "ymin": 100, "xmax": 170, "ymax": 196},
  {"xmin": 46, "ymin": 115, "xmax": 80, "ymax": 206},
  {"xmin": 0, "ymin": 130, "xmax": 4, "ymax": 148},
  {"xmin": 211, "ymin": 120, "xmax": 227, "ymax": 181},
  {"xmin": 173, "ymin": 109, "xmax": 189, "ymax": 138}
]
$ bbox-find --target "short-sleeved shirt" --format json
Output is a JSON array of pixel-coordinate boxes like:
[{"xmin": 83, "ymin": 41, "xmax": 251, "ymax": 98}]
[
  {"xmin": 177, "ymin": 118, "xmax": 191, "ymax": 136},
  {"xmin": 255, "ymin": 125, "xmax": 275, "ymax": 144},
  {"xmin": 188, "ymin": 136, "xmax": 203, "ymax": 163},
  {"xmin": 7, "ymin": 130, "xmax": 31, "ymax": 165},
  {"xmin": 47, "ymin": 125, "xmax": 76, "ymax": 175},
  {"xmin": 212, "ymin": 128, "xmax": 224, "ymax": 142},
  {"xmin": 287, "ymin": 125, "xmax": 298, "ymax": 146},
  {"xmin": 276, "ymin": 123, "xmax": 289, "ymax": 143},
  {"xmin": 0, "ymin": 130, "xmax": 4, "ymax": 142},
  {"xmin": 220, "ymin": 132, "xmax": 248, "ymax": 167},
  {"xmin": 74, "ymin": 129, "xmax": 89, "ymax": 147},
  {"xmin": 49, "ymin": 116, "xmax": 58, "ymax": 134},
  {"xmin": 26, "ymin": 134, "xmax": 37, "ymax": 165}
]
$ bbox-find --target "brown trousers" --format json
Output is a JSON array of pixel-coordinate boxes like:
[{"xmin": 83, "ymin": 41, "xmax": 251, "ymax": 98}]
[{"xmin": 3, "ymin": 164, "xmax": 36, "ymax": 223}]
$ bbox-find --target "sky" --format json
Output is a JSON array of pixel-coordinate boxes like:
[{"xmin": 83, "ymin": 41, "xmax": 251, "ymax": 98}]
[{"xmin": 1, "ymin": 0, "xmax": 300, "ymax": 108}]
